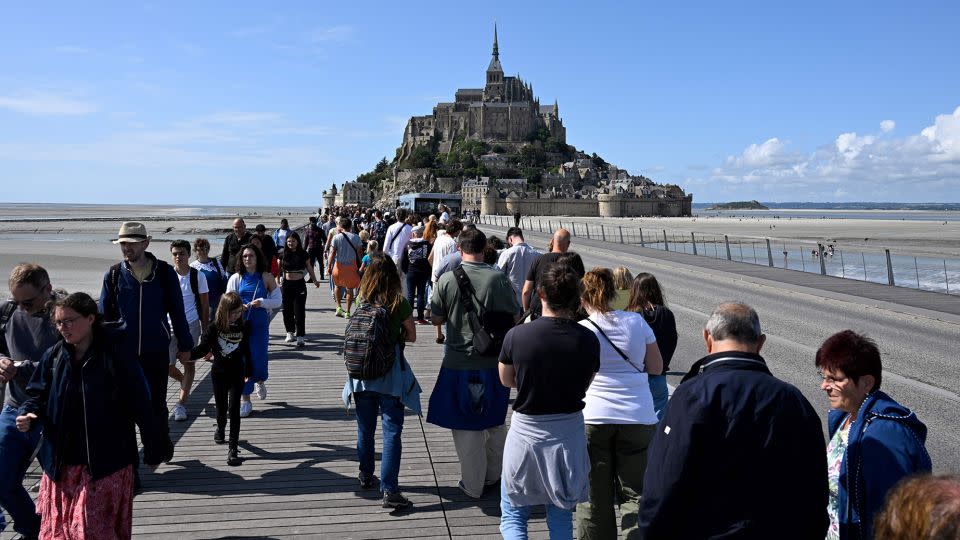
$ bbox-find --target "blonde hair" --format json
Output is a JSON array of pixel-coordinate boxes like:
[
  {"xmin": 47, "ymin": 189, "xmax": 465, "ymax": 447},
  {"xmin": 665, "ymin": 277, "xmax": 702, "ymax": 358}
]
[
  {"xmin": 215, "ymin": 292, "xmax": 244, "ymax": 333},
  {"xmin": 359, "ymin": 230, "xmax": 370, "ymax": 244},
  {"xmin": 612, "ymin": 266, "xmax": 633, "ymax": 290},
  {"xmin": 581, "ymin": 267, "xmax": 616, "ymax": 313},
  {"xmin": 367, "ymin": 240, "xmax": 379, "ymax": 254}
]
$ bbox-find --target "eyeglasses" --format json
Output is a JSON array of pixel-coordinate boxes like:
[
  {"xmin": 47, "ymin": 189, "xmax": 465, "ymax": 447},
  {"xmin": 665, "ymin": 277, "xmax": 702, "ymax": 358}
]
[
  {"xmin": 818, "ymin": 371, "xmax": 849, "ymax": 386},
  {"xmin": 54, "ymin": 315, "xmax": 83, "ymax": 328}
]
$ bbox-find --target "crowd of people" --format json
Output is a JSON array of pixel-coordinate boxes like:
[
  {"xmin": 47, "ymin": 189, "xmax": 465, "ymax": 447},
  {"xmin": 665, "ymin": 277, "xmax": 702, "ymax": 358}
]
[{"xmin": 0, "ymin": 205, "xmax": 954, "ymax": 539}]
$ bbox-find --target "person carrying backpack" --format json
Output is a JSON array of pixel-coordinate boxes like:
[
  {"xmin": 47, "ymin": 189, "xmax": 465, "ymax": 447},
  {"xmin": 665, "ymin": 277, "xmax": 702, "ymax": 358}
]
[
  {"xmin": 400, "ymin": 225, "xmax": 432, "ymax": 324},
  {"xmin": 341, "ymin": 254, "xmax": 421, "ymax": 511}
]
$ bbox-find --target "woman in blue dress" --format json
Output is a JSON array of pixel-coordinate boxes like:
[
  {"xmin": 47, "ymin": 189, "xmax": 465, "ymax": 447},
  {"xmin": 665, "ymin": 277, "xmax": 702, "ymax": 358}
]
[{"xmin": 226, "ymin": 244, "xmax": 281, "ymax": 417}]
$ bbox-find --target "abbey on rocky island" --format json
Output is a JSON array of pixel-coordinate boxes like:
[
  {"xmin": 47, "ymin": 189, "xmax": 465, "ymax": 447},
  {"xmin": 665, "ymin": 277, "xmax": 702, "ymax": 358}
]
[{"xmin": 398, "ymin": 25, "xmax": 565, "ymax": 161}]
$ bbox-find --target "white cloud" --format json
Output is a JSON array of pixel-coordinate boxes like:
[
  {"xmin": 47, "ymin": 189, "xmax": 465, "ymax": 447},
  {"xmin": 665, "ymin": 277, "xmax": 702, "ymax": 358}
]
[
  {"xmin": 0, "ymin": 93, "xmax": 98, "ymax": 115},
  {"xmin": 307, "ymin": 25, "xmax": 354, "ymax": 43},
  {"xmin": 699, "ymin": 106, "xmax": 960, "ymax": 201}
]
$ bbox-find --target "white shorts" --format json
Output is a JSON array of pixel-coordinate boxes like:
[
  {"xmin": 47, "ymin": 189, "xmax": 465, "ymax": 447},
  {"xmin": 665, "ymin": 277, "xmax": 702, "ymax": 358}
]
[{"xmin": 169, "ymin": 318, "xmax": 202, "ymax": 366}]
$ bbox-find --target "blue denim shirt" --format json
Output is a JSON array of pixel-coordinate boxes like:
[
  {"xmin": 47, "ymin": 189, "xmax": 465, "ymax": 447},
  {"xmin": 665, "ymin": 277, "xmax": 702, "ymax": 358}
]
[{"xmin": 342, "ymin": 344, "xmax": 422, "ymax": 415}]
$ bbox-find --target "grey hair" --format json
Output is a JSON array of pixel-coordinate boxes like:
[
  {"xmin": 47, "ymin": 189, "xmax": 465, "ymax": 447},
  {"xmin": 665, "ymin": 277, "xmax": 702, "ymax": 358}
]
[{"xmin": 705, "ymin": 303, "xmax": 762, "ymax": 344}]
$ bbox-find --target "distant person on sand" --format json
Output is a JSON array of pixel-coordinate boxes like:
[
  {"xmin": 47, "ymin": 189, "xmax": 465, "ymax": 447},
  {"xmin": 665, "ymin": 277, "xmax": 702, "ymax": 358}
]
[
  {"xmin": 0, "ymin": 263, "xmax": 61, "ymax": 539},
  {"xmin": 167, "ymin": 240, "xmax": 209, "ymax": 423},
  {"xmin": 513, "ymin": 210, "xmax": 522, "ymax": 228},
  {"xmin": 99, "ymin": 222, "xmax": 193, "ymax": 487},
  {"xmin": 221, "ymin": 218, "xmax": 253, "ymax": 272}
]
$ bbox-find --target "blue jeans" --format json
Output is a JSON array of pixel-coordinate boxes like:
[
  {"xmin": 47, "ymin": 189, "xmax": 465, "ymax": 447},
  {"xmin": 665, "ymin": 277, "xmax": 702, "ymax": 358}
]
[
  {"xmin": 0, "ymin": 404, "xmax": 41, "ymax": 536},
  {"xmin": 405, "ymin": 272, "xmax": 429, "ymax": 320},
  {"xmin": 354, "ymin": 391, "xmax": 404, "ymax": 493},
  {"xmin": 648, "ymin": 374, "xmax": 669, "ymax": 421},
  {"xmin": 500, "ymin": 482, "xmax": 573, "ymax": 539}
]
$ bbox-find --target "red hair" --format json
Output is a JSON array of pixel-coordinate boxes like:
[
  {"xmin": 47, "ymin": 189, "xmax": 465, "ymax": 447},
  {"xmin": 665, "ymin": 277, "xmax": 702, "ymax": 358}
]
[{"xmin": 815, "ymin": 330, "xmax": 882, "ymax": 392}]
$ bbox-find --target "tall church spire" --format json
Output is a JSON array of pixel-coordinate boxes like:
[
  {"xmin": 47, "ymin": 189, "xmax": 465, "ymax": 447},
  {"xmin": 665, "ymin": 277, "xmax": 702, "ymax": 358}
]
[
  {"xmin": 493, "ymin": 23, "xmax": 499, "ymax": 60},
  {"xmin": 486, "ymin": 23, "xmax": 503, "ymax": 75}
]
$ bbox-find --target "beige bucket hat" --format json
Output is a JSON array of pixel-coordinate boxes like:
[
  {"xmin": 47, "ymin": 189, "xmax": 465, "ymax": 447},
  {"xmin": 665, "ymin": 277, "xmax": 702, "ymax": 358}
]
[{"xmin": 113, "ymin": 221, "xmax": 152, "ymax": 244}]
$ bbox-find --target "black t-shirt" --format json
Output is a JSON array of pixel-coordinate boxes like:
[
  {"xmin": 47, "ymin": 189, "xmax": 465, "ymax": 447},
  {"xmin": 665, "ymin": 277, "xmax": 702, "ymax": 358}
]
[
  {"xmin": 642, "ymin": 305, "xmax": 678, "ymax": 371},
  {"xmin": 499, "ymin": 316, "xmax": 600, "ymax": 415},
  {"xmin": 524, "ymin": 251, "xmax": 586, "ymax": 315}
]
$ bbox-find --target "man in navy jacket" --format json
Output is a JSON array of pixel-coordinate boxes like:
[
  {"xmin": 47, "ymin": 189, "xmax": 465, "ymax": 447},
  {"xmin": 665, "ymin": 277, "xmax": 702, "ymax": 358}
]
[
  {"xmin": 638, "ymin": 303, "xmax": 828, "ymax": 539},
  {"xmin": 99, "ymin": 222, "xmax": 193, "ymax": 456}
]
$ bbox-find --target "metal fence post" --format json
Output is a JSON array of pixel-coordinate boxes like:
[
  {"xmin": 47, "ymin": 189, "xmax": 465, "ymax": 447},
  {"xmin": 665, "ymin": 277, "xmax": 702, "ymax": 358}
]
[
  {"xmin": 885, "ymin": 249, "xmax": 895, "ymax": 285},
  {"xmin": 691, "ymin": 232, "xmax": 698, "ymax": 255},
  {"xmin": 724, "ymin": 235, "xmax": 732, "ymax": 260},
  {"xmin": 915, "ymin": 257, "xmax": 920, "ymax": 289},
  {"xmin": 639, "ymin": 228, "xmax": 644, "ymax": 246},
  {"xmin": 586, "ymin": 224, "xmax": 592, "ymax": 239},
  {"xmin": 618, "ymin": 226, "xmax": 624, "ymax": 244},
  {"xmin": 766, "ymin": 239, "xmax": 774, "ymax": 267},
  {"xmin": 945, "ymin": 260, "xmax": 950, "ymax": 293},
  {"xmin": 600, "ymin": 226, "xmax": 606, "ymax": 242},
  {"xmin": 818, "ymin": 244, "xmax": 827, "ymax": 275},
  {"xmin": 663, "ymin": 230, "xmax": 669, "ymax": 251}
]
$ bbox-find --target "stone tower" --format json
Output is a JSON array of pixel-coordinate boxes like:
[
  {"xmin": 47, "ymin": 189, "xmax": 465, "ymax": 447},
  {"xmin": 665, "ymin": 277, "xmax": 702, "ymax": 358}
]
[{"xmin": 484, "ymin": 24, "xmax": 504, "ymax": 102}]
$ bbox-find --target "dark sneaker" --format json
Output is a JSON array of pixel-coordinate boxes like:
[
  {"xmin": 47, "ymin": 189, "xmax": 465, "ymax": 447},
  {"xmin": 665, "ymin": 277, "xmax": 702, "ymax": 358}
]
[
  {"xmin": 358, "ymin": 473, "xmax": 375, "ymax": 490},
  {"xmin": 214, "ymin": 428, "xmax": 225, "ymax": 445},
  {"xmin": 382, "ymin": 491, "xmax": 412, "ymax": 510},
  {"xmin": 227, "ymin": 448, "xmax": 242, "ymax": 466}
]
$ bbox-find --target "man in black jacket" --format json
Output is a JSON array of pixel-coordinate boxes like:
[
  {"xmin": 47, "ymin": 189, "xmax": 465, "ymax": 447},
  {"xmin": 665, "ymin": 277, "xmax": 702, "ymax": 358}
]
[
  {"xmin": 638, "ymin": 302, "xmax": 828, "ymax": 539},
  {"xmin": 221, "ymin": 218, "xmax": 253, "ymax": 273}
]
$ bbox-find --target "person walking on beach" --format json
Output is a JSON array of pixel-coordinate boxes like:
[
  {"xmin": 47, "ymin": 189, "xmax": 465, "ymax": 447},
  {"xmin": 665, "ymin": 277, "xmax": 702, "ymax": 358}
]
[
  {"xmin": 99, "ymin": 222, "xmax": 193, "ymax": 476},
  {"xmin": 17, "ymin": 292, "xmax": 171, "ymax": 540},
  {"xmin": 191, "ymin": 237, "xmax": 229, "ymax": 320},
  {"xmin": 0, "ymin": 264, "xmax": 61, "ymax": 539},
  {"xmin": 189, "ymin": 292, "xmax": 252, "ymax": 466},
  {"xmin": 522, "ymin": 229, "xmax": 585, "ymax": 318},
  {"xmin": 638, "ymin": 303, "xmax": 828, "ymax": 539},
  {"xmin": 625, "ymin": 273, "xmax": 677, "ymax": 421},
  {"xmin": 221, "ymin": 218, "xmax": 252, "ymax": 273},
  {"xmin": 577, "ymin": 268, "xmax": 663, "ymax": 539},
  {"xmin": 225, "ymin": 244, "xmax": 280, "ymax": 417},
  {"xmin": 280, "ymin": 232, "xmax": 320, "ymax": 347},
  {"xmin": 328, "ymin": 217, "xmax": 363, "ymax": 318},
  {"xmin": 496, "ymin": 227, "xmax": 539, "ymax": 311},
  {"xmin": 167, "ymin": 240, "xmax": 209, "ymax": 422},
  {"xmin": 428, "ymin": 228, "xmax": 520, "ymax": 499},
  {"xmin": 342, "ymin": 255, "xmax": 422, "ymax": 511},
  {"xmin": 498, "ymin": 263, "xmax": 600, "ymax": 539}
]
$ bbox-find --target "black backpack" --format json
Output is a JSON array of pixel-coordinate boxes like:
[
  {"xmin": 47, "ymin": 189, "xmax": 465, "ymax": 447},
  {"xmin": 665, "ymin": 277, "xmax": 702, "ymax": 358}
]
[
  {"xmin": 452, "ymin": 266, "xmax": 516, "ymax": 357},
  {"xmin": 342, "ymin": 303, "xmax": 396, "ymax": 380}
]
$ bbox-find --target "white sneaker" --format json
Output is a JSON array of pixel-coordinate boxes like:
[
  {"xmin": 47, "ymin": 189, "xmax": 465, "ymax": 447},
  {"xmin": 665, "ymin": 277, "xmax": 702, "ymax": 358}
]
[
  {"xmin": 255, "ymin": 381, "xmax": 267, "ymax": 400},
  {"xmin": 239, "ymin": 401, "xmax": 253, "ymax": 418},
  {"xmin": 296, "ymin": 337, "xmax": 305, "ymax": 348},
  {"xmin": 173, "ymin": 403, "xmax": 187, "ymax": 422},
  {"xmin": 284, "ymin": 332, "xmax": 295, "ymax": 343}
]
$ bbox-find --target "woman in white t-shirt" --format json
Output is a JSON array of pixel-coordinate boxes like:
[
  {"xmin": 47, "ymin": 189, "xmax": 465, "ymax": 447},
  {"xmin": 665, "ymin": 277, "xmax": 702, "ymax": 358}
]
[{"xmin": 576, "ymin": 268, "xmax": 663, "ymax": 540}]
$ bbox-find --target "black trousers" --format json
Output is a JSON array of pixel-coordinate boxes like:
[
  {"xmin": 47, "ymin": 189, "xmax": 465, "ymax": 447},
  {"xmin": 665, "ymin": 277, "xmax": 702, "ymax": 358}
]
[
  {"xmin": 282, "ymin": 279, "xmax": 307, "ymax": 336},
  {"xmin": 308, "ymin": 249, "xmax": 325, "ymax": 279},
  {"xmin": 212, "ymin": 367, "xmax": 244, "ymax": 448},
  {"xmin": 138, "ymin": 350, "xmax": 172, "ymax": 448}
]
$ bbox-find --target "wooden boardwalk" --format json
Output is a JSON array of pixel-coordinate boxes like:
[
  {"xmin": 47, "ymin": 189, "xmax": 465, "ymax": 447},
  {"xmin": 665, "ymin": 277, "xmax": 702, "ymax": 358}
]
[{"xmin": 4, "ymin": 281, "xmax": 544, "ymax": 539}]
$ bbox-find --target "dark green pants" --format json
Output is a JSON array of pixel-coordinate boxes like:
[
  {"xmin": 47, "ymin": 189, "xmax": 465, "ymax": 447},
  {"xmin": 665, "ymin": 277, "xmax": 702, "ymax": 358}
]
[{"xmin": 576, "ymin": 423, "xmax": 657, "ymax": 540}]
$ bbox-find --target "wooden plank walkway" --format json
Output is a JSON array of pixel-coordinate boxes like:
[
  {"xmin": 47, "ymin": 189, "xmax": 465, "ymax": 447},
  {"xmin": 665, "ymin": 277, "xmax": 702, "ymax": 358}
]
[{"xmin": 3, "ymin": 280, "xmax": 549, "ymax": 539}]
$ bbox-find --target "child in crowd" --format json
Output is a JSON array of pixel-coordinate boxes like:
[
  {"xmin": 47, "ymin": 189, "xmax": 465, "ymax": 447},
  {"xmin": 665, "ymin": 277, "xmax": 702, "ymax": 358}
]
[{"xmin": 190, "ymin": 292, "xmax": 253, "ymax": 466}]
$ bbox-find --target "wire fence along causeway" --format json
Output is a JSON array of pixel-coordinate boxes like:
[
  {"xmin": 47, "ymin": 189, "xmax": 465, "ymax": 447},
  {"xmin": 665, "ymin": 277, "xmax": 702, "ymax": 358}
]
[{"xmin": 476, "ymin": 215, "xmax": 960, "ymax": 296}]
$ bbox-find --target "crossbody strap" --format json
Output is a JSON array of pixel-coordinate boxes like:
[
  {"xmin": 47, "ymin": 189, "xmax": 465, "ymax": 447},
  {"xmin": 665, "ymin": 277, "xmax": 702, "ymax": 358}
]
[
  {"xmin": 584, "ymin": 317, "xmax": 644, "ymax": 373},
  {"xmin": 452, "ymin": 266, "xmax": 484, "ymax": 315}
]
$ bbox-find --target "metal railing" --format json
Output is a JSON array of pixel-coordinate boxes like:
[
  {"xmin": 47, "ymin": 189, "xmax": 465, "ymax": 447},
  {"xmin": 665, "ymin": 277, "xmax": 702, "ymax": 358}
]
[{"xmin": 476, "ymin": 215, "xmax": 959, "ymax": 295}]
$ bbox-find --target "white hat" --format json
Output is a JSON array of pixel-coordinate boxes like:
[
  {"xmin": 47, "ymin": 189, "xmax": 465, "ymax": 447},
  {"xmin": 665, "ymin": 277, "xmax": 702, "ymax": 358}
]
[{"xmin": 113, "ymin": 222, "xmax": 151, "ymax": 244}]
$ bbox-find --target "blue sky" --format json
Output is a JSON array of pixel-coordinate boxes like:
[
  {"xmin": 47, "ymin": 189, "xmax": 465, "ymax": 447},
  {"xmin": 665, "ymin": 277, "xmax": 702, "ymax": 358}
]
[{"xmin": 1, "ymin": 1, "xmax": 959, "ymax": 204}]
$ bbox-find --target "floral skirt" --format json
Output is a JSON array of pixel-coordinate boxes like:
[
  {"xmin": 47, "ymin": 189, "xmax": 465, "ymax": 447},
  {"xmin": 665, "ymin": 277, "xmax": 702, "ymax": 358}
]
[{"xmin": 38, "ymin": 464, "xmax": 134, "ymax": 540}]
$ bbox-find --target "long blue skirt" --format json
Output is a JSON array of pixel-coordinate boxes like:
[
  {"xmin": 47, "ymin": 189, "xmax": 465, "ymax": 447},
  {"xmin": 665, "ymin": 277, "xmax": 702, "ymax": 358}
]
[{"xmin": 426, "ymin": 366, "xmax": 509, "ymax": 431}]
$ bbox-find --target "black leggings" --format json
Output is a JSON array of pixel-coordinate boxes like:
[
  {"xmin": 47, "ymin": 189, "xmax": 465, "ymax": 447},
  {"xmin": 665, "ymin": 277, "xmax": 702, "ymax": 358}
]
[
  {"xmin": 282, "ymin": 279, "xmax": 307, "ymax": 336},
  {"xmin": 212, "ymin": 368, "xmax": 244, "ymax": 448}
]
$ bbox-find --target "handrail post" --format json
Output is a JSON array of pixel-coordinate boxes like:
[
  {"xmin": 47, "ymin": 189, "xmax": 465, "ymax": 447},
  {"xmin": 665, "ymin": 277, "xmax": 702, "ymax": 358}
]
[
  {"xmin": 724, "ymin": 235, "xmax": 732, "ymax": 260},
  {"xmin": 691, "ymin": 232, "xmax": 698, "ymax": 255},
  {"xmin": 600, "ymin": 226, "xmax": 606, "ymax": 242},
  {"xmin": 818, "ymin": 244, "xmax": 827, "ymax": 275},
  {"xmin": 663, "ymin": 230, "xmax": 669, "ymax": 251},
  {"xmin": 618, "ymin": 226, "xmax": 624, "ymax": 244},
  {"xmin": 586, "ymin": 223, "xmax": 592, "ymax": 239},
  {"xmin": 766, "ymin": 239, "xmax": 774, "ymax": 267},
  {"xmin": 885, "ymin": 249, "xmax": 895, "ymax": 285},
  {"xmin": 639, "ymin": 228, "xmax": 644, "ymax": 245}
]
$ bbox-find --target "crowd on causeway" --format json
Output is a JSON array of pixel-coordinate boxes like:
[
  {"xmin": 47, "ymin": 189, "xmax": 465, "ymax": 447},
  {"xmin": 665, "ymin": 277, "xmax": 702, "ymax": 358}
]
[{"xmin": 0, "ymin": 203, "xmax": 956, "ymax": 540}]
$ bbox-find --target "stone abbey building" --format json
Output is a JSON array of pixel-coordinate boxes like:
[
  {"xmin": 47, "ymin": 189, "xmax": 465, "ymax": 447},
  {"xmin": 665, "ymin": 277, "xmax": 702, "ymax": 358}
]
[{"xmin": 398, "ymin": 26, "xmax": 566, "ymax": 161}]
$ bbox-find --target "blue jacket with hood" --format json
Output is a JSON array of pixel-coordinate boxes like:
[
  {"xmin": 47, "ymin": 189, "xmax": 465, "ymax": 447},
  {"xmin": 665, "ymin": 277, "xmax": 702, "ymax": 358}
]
[
  {"xmin": 828, "ymin": 390, "xmax": 931, "ymax": 540},
  {"xmin": 98, "ymin": 252, "xmax": 193, "ymax": 356}
]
